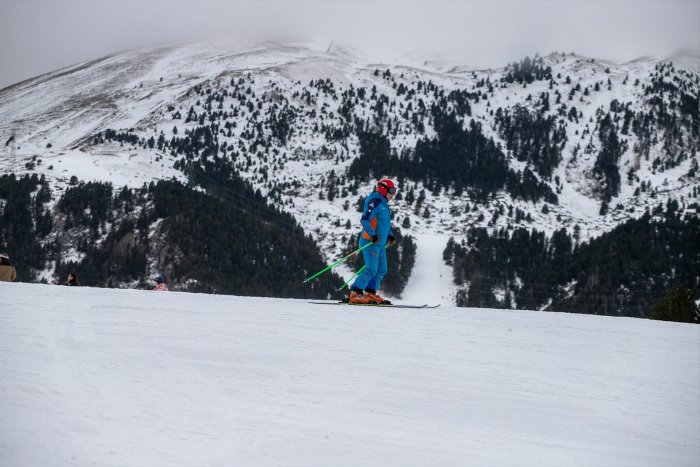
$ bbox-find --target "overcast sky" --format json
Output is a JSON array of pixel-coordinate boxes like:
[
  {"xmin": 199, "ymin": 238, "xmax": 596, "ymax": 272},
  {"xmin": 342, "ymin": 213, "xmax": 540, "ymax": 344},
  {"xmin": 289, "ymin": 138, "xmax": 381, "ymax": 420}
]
[{"xmin": 0, "ymin": 0, "xmax": 698, "ymax": 90}]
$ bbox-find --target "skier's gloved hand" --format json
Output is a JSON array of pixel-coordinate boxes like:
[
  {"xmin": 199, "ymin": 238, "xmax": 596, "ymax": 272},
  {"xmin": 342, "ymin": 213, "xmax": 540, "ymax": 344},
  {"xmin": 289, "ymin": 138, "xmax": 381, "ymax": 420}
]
[
  {"xmin": 370, "ymin": 234, "xmax": 380, "ymax": 244},
  {"xmin": 387, "ymin": 235, "xmax": 397, "ymax": 246}
]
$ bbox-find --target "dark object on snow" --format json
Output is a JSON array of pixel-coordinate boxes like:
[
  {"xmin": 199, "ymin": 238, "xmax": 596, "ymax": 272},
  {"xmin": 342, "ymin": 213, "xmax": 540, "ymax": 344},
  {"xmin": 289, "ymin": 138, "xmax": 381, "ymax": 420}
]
[{"xmin": 65, "ymin": 273, "xmax": 80, "ymax": 286}]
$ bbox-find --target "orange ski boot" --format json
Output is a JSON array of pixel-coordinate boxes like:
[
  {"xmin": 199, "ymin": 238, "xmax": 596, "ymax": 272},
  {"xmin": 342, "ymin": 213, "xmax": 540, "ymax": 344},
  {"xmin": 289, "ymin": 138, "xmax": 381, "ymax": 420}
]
[
  {"xmin": 364, "ymin": 289, "xmax": 391, "ymax": 305},
  {"xmin": 348, "ymin": 288, "xmax": 371, "ymax": 304}
]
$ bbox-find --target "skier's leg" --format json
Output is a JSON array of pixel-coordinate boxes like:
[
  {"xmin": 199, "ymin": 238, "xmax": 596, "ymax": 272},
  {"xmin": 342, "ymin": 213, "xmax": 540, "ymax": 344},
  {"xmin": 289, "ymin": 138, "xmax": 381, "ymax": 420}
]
[
  {"xmin": 365, "ymin": 248, "xmax": 390, "ymax": 303},
  {"xmin": 351, "ymin": 240, "xmax": 378, "ymax": 292},
  {"xmin": 367, "ymin": 245, "xmax": 387, "ymax": 290}
]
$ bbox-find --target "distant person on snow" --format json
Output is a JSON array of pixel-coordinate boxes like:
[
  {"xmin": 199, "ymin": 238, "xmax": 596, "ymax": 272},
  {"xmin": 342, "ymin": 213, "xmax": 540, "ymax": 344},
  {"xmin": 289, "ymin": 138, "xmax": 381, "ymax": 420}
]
[
  {"xmin": 348, "ymin": 178, "xmax": 398, "ymax": 305},
  {"xmin": 153, "ymin": 275, "xmax": 168, "ymax": 291},
  {"xmin": 0, "ymin": 253, "xmax": 17, "ymax": 282},
  {"xmin": 64, "ymin": 273, "xmax": 80, "ymax": 286}
]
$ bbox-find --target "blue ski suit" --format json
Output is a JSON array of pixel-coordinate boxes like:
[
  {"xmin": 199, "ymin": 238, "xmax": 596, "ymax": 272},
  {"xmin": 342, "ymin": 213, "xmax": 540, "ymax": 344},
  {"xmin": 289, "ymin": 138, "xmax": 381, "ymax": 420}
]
[{"xmin": 352, "ymin": 191, "xmax": 393, "ymax": 292}]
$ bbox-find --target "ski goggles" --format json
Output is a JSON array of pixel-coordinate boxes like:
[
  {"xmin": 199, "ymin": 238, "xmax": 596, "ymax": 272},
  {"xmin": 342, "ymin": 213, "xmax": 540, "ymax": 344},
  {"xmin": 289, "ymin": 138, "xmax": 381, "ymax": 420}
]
[{"xmin": 379, "ymin": 182, "xmax": 398, "ymax": 195}]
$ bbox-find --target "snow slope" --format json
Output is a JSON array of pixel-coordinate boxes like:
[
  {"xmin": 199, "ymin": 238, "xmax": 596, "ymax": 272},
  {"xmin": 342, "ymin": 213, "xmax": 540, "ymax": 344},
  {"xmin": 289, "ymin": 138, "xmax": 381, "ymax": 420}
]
[
  {"xmin": 1, "ymin": 282, "xmax": 698, "ymax": 467},
  {"xmin": 401, "ymin": 233, "xmax": 457, "ymax": 304}
]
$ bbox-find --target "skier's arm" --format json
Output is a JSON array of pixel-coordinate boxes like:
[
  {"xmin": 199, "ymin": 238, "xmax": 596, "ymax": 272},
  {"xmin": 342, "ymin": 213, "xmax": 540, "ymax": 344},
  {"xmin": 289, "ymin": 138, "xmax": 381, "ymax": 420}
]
[{"xmin": 360, "ymin": 199, "xmax": 380, "ymax": 237}]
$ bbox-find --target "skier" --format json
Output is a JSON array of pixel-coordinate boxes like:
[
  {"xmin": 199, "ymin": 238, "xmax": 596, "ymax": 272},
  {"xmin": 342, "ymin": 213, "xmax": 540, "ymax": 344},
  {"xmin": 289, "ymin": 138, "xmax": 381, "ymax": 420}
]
[
  {"xmin": 0, "ymin": 253, "xmax": 16, "ymax": 282},
  {"xmin": 153, "ymin": 275, "xmax": 168, "ymax": 291},
  {"xmin": 348, "ymin": 178, "xmax": 398, "ymax": 304}
]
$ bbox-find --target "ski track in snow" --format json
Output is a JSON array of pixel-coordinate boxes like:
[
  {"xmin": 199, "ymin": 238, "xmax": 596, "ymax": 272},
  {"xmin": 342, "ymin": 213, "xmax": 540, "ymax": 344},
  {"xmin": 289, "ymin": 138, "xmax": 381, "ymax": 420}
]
[
  {"xmin": 1, "ymin": 282, "xmax": 698, "ymax": 467},
  {"xmin": 401, "ymin": 233, "xmax": 456, "ymax": 305}
]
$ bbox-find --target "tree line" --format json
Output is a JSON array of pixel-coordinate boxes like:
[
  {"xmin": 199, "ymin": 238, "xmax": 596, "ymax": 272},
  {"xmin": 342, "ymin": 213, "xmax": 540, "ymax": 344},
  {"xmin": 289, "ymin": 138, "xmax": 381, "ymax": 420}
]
[
  {"xmin": 1, "ymin": 174, "xmax": 344, "ymax": 298},
  {"xmin": 445, "ymin": 201, "xmax": 699, "ymax": 321}
]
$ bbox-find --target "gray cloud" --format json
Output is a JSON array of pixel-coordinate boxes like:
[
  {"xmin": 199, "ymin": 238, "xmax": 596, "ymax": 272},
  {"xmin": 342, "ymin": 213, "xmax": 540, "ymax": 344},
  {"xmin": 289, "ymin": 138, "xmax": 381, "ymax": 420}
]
[{"xmin": 1, "ymin": 0, "xmax": 698, "ymax": 89}]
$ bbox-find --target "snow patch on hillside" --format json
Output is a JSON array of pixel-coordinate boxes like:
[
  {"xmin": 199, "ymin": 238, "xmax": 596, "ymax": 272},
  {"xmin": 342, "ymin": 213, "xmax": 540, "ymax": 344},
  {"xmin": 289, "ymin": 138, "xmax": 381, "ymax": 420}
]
[{"xmin": 402, "ymin": 233, "xmax": 456, "ymax": 304}]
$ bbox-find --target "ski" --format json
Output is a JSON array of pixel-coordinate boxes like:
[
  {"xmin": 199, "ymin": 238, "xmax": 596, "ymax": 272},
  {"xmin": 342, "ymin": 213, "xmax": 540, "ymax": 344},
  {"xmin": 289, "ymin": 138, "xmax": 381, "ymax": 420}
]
[{"xmin": 309, "ymin": 301, "xmax": 440, "ymax": 309}]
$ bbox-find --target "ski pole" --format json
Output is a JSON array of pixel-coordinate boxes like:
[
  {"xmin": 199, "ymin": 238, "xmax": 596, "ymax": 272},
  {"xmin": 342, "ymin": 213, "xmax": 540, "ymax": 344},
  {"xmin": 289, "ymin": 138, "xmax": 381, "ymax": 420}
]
[
  {"xmin": 338, "ymin": 243, "xmax": 391, "ymax": 290},
  {"xmin": 339, "ymin": 265, "xmax": 366, "ymax": 290},
  {"xmin": 303, "ymin": 242, "xmax": 374, "ymax": 284}
]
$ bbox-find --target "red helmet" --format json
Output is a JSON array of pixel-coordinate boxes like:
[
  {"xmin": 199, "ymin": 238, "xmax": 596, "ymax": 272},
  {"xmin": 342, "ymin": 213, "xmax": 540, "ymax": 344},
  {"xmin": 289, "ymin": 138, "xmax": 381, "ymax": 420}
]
[{"xmin": 377, "ymin": 178, "xmax": 398, "ymax": 197}]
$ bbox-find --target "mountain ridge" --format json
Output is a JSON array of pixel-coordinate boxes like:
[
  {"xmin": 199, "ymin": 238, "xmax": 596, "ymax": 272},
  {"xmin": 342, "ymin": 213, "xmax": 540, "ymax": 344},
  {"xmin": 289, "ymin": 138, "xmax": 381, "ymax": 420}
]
[{"xmin": 1, "ymin": 39, "xmax": 698, "ymax": 311}]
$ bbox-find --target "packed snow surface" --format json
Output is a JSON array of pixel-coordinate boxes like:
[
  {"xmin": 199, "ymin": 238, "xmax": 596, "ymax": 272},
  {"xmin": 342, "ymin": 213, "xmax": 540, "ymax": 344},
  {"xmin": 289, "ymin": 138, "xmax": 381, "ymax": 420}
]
[{"xmin": 1, "ymin": 282, "xmax": 698, "ymax": 467}]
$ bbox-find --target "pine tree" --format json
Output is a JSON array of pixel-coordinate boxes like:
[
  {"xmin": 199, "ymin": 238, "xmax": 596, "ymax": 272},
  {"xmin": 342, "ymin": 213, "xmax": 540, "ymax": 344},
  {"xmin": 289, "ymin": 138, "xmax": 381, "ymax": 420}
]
[{"xmin": 651, "ymin": 286, "xmax": 698, "ymax": 323}]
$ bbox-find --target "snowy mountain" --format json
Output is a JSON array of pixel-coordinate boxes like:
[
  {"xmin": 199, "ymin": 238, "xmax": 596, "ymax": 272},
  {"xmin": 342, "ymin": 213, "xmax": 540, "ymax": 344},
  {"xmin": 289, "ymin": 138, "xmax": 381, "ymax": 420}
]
[
  {"xmin": 0, "ymin": 39, "xmax": 698, "ymax": 309},
  {"xmin": 2, "ymin": 281, "xmax": 699, "ymax": 467}
]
